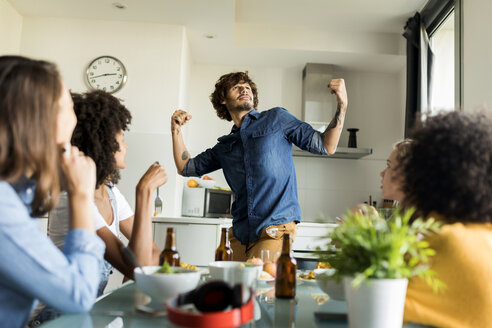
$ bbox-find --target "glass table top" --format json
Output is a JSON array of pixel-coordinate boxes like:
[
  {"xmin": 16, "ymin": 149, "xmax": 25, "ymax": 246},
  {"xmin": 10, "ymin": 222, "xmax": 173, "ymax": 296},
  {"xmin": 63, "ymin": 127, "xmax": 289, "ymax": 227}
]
[{"xmin": 41, "ymin": 277, "xmax": 429, "ymax": 328}]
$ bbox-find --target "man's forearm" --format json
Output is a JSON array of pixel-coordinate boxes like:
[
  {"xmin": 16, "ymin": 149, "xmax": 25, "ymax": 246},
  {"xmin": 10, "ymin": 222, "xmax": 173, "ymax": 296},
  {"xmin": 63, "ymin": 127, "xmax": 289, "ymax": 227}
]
[
  {"xmin": 322, "ymin": 103, "xmax": 346, "ymax": 154},
  {"xmin": 172, "ymin": 129, "xmax": 190, "ymax": 175}
]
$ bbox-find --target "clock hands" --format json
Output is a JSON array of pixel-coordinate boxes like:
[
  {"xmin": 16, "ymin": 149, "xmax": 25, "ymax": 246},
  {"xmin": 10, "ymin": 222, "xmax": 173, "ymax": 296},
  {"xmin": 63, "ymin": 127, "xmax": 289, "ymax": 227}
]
[{"xmin": 91, "ymin": 73, "xmax": 117, "ymax": 79}]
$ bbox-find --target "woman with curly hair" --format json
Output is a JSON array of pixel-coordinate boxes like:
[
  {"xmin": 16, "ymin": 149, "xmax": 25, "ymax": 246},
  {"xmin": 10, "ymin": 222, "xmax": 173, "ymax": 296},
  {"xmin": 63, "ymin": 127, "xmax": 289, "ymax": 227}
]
[
  {"xmin": 401, "ymin": 112, "xmax": 492, "ymax": 327},
  {"xmin": 0, "ymin": 56, "xmax": 104, "ymax": 327},
  {"xmin": 49, "ymin": 90, "xmax": 166, "ymax": 284}
]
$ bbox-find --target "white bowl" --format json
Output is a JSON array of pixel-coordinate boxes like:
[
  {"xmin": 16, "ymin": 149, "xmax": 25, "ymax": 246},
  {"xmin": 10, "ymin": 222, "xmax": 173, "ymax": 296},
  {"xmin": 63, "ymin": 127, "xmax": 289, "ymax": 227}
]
[
  {"xmin": 208, "ymin": 261, "xmax": 262, "ymax": 287},
  {"xmin": 134, "ymin": 266, "xmax": 201, "ymax": 304},
  {"xmin": 199, "ymin": 179, "xmax": 216, "ymax": 189},
  {"xmin": 315, "ymin": 268, "xmax": 345, "ymax": 301}
]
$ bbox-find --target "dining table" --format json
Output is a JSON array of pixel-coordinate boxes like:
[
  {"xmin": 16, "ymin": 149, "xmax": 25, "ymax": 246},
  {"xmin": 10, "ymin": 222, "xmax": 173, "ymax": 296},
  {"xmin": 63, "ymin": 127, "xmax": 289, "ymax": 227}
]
[{"xmin": 41, "ymin": 272, "xmax": 432, "ymax": 328}]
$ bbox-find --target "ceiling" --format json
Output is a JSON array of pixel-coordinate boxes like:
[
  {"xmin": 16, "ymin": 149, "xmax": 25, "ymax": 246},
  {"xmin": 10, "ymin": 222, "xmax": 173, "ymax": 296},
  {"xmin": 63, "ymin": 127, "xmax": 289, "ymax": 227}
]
[{"xmin": 7, "ymin": 0, "xmax": 427, "ymax": 71}]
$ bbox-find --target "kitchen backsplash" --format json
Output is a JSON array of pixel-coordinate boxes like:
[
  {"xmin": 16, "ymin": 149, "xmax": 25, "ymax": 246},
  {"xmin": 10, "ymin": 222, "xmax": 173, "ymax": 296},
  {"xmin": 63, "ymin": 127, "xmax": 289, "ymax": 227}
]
[{"xmin": 294, "ymin": 156, "xmax": 384, "ymax": 222}]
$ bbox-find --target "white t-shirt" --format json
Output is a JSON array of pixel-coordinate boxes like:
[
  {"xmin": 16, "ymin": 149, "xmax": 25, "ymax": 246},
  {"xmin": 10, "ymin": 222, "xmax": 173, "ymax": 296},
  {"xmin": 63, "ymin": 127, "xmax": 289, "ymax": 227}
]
[{"xmin": 48, "ymin": 185, "xmax": 134, "ymax": 250}]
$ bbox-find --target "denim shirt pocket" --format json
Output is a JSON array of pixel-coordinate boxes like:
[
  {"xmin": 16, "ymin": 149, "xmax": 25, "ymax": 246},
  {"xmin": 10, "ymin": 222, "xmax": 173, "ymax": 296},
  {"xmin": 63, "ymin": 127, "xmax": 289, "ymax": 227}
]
[
  {"xmin": 251, "ymin": 126, "xmax": 280, "ymax": 138},
  {"xmin": 251, "ymin": 127, "xmax": 282, "ymax": 154}
]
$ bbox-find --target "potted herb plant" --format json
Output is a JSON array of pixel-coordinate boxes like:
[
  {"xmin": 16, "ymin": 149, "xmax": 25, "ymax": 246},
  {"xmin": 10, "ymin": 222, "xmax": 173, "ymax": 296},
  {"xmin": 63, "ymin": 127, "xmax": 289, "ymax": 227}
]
[{"xmin": 318, "ymin": 208, "xmax": 443, "ymax": 328}]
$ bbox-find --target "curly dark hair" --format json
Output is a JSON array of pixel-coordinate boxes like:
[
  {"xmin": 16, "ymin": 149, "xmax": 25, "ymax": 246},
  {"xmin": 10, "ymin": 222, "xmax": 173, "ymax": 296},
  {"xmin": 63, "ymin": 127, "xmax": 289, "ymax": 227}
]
[
  {"xmin": 209, "ymin": 71, "xmax": 259, "ymax": 121},
  {"xmin": 71, "ymin": 90, "xmax": 132, "ymax": 188},
  {"xmin": 401, "ymin": 111, "xmax": 492, "ymax": 223}
]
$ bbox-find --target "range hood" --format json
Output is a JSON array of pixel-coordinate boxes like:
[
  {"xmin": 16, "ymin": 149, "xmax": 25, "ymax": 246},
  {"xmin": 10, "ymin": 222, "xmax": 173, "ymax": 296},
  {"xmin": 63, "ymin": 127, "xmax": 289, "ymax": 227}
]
[
  {"xmin": 299, "ymin": 63, "xmax": 372, "ymax": 160},
  {"xmin": 302, "ymin": 63, "xmax": 338, "ymax": 131}
]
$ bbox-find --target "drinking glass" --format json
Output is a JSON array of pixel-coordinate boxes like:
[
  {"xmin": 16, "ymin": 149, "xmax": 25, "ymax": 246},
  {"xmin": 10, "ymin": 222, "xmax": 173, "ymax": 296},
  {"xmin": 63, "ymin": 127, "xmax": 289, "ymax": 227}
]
[{"xmin": 261, "ymin": 250, "xmax": 280, "ymax": 264}]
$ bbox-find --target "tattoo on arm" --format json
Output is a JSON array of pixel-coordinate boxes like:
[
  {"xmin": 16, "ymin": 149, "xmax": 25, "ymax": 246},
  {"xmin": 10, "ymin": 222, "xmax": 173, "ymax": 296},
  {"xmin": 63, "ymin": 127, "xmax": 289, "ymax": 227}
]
[
  {"xmin": 181, "ymin": 151, "xmax": 189, "ymax": 161},
  {"xmin": 327, "ymin": 104, "xmax": 344, "ymax": 131}
]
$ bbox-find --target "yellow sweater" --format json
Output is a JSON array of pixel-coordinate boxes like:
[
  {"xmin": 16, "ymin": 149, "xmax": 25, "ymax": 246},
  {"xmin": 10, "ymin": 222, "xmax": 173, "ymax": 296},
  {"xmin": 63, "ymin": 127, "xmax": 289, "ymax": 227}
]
[{"xmin": 404, "ymin": 222, "xmax": 492, "ymax": 328}]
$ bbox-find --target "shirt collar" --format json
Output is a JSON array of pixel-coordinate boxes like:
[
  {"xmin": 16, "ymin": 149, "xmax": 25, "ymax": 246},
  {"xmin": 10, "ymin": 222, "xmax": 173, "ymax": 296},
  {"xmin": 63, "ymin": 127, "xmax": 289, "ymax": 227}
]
[
  {"xmin": 10, "ymin": 176, "xmax": 36, "ymax": 215},
  {"xmin": 248, "ymin": 110, "xmax": 260, "ymax": 119},
  {"xmin": 230, "ymin": 110, "xmax": 259, "ymax": 133}
]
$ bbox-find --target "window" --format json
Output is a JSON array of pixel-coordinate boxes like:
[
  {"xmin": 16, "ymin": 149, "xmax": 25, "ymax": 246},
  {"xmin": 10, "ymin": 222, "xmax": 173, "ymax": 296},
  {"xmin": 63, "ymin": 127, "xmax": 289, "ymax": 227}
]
[
  {"xmin": 403, "ymin": 0, "xmax": 462, "ymax": 135},
  {"xmin": 429, "ymin": 12, "xmax": 455, "ymax": 114}
]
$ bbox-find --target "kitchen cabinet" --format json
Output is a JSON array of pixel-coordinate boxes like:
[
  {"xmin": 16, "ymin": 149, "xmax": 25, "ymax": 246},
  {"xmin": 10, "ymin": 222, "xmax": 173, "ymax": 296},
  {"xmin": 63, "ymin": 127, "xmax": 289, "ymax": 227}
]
[
  {"xmin": 152, "ymin": 216, "xmax": 335, "ymax": 266},
  {"xmin": 292, "ymin": 222, "xmax": 334, "ymax": 252},
  {"xmin": 153, "ymin": 217, "xmax": 232, "ymax": 266}
]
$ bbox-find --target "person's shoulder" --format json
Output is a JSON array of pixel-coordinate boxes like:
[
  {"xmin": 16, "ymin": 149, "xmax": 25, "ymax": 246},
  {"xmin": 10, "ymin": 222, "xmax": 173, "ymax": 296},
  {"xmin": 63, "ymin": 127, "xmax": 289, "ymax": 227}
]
[
  {"xmin": 0, "ymin": 180, "xmax": 14, "ymax": 195},
  {"xmin": 111, "ymin": 185, "xmax": 124, "ymax": 198},
  {"xmin": 261, "ymin": 107, "xmax": 289, "ymax": 116},
  {"xmin": 440, "ymin": 222, "xmax": 492, "ymax": 235},
  {"xmin": 0, "ymin": 181, "xmax": 30, "ymax": 223},
  {"xmin": 0, "ymin": 181, "xmax": 20, "ymax": 206},
  {"xmin": 257, "ymin": 107, "xmax": 293, "ymax": 123},
  {"xmin": 435, "ymin": 222, "xmax": 492, "ymax": 249}
]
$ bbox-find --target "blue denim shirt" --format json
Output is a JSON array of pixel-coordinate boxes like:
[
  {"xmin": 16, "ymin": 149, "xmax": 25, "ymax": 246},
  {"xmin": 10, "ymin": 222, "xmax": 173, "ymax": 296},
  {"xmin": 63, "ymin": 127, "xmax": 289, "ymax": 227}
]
[
  {"xmin": 183, "ymin": 107, "xmax": 327, "ymax": 245},
  {"xmin": 0, "ymin": 179, "xmax": 105, "ymax": 328}
]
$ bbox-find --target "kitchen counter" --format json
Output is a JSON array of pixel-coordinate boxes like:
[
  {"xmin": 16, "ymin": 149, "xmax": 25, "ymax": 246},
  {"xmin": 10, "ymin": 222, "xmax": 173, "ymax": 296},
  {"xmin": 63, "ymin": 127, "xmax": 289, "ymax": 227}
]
[
  {"xmin": 151, "ymin": 216, "xmax": 336, "ymax": 266},
  {"xmin": 152, "ymin": 215, "xmax": 335, "ymax": 228},
  {"xmin": 152, "ymin": 216, "xmax": 232, "ymax": 225}
]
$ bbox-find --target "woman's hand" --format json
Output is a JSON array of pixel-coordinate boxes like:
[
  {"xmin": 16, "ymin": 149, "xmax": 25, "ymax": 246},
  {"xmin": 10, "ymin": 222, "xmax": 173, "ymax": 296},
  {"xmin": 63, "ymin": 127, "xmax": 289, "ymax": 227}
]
[
  {"xmin": 60, "ymin": 144, "xmax": 96, "ymax": 200},
  {"xmin": 351, "ymin": 203, "xmax": 378, "ymax": 217},
  {"xmin": 136, "ymin": 162, "xmax": 168, "ymax": 193}
]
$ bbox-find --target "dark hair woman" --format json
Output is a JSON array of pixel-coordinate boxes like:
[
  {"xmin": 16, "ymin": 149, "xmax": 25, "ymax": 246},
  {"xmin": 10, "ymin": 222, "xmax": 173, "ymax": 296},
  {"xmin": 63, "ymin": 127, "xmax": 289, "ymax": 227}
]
[
  {"xmin": 402, "ymin": 112, "xmax": 492, "ymax": 327},
  {"xmin": 0, "ymin": 55, "xmax": 104, "ymax": 328},
  {"xmin": 47, "ymin": 90, "xmax": 167, "ymax": 293}
]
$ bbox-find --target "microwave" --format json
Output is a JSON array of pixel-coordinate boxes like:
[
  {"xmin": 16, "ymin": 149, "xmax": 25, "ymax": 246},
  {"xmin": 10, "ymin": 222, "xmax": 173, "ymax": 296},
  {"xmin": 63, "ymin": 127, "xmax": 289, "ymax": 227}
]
[{"xmin": 181, "ymin": 187, "xmax": 233, "ymax": 218}]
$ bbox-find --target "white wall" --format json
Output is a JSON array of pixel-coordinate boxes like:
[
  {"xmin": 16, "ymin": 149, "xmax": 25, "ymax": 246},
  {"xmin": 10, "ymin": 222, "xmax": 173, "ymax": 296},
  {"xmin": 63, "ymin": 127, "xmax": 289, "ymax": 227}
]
[
  {"xmin": 14, "ymin": 15, "xmax": 405, "ymax": 220},
  {"xmin": 297, "ymin": 70, "xmax": 403, "ymax": 220},
  {"xmin": 186, "ymin": 64, "xmax": 404, "ymax": 221},
  {"xmin": 19, "ymin": 16, "xmax": 189, "ymax": 214},
  {"xmin": 462, "ymin": 0, "xmax": 492, "ymax": 111},
  {"xmin": 0, "ymin": 0, "xmax": 22, "ymax": 54}
]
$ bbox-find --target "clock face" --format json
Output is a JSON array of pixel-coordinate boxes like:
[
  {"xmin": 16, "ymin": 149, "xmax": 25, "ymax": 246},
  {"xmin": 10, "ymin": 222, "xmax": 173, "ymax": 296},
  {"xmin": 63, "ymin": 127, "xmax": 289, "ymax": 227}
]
[{"xmin": 86, "ymin": 56, "xmax": 127, "ymax": 93}]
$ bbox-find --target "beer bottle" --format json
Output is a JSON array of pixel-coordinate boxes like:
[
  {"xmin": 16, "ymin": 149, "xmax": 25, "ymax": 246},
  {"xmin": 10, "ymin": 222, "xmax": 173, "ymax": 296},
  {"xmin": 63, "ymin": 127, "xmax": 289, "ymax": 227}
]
[
  {"xmin": 215, "ymin": 227, "xmax": 233, "ymax": 261},
  {"xmin": 275, "ymin": 233, "xmax": 297, "ymax": 299},
  {"xmin": 159, "ymin": 227, "xmax": 180, "ymax": 266}
]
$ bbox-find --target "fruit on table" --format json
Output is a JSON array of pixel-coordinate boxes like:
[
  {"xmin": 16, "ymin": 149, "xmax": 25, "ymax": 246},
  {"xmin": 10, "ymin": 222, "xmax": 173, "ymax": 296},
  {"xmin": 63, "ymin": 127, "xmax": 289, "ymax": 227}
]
[
  {"xmin": 202, "ymin": 175, "xmax": 214, "ymax": 180},
  {"xmin": 316, "ymin": 261, "xmax": 331, "ymax": 269},
  {"xmin": 263, "ymin": 262, "xmax": 277, "ymax": 277},
  {"xmin": 247, "ymin": 257, "xmax": 263, "ymax": 266},
  {"xmin": 260, "ymin": 270, "xmax": 274, "ymax": 280},
  {"xmin": 187, "ymin": 179, "xmax": 198, "ymax": 188}
]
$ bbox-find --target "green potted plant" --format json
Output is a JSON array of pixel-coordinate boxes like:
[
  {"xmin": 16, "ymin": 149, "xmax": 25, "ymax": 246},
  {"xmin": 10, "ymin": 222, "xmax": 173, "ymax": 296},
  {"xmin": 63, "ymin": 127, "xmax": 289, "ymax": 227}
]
[{"xmin": 318, "ymin": 208, "xmax": 443, "ymax": 328}]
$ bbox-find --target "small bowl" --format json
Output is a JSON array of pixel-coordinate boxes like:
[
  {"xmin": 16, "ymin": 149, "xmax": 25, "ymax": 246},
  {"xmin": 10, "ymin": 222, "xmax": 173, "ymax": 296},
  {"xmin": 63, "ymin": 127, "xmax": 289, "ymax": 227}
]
[
  {"xmin": 134, "ymin": 266, "xmax": 201, "ymax": 304},
  {"xmin": 208, "ymin": 261, "xmax": 262, "ymax": 287},
  {"xmin": 315, "ymin": 268, "xmax": 345, "ymax": 301},
  {"xmin": 199, "ymin": 179, "xmax": 216, "ymax": 189}
]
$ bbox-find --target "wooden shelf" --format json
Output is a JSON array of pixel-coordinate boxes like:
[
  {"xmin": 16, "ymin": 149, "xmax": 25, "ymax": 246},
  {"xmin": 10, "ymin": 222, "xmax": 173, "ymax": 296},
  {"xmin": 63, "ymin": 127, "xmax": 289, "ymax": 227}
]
[{"xmin": 292, "ymin": 146, "xmax": 372, "ymax": 159}]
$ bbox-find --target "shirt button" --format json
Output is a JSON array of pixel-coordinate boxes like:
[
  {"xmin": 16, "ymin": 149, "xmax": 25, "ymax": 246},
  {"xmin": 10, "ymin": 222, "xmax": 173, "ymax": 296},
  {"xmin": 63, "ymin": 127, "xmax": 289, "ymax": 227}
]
[{"xmin": 26, "ymin": 188, "xmax": 32, "ymax": 194}]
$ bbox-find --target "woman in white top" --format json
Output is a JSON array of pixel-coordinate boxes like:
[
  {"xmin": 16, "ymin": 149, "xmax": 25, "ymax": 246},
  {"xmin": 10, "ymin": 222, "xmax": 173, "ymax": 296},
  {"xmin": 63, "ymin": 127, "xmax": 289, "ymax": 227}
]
[{"xmin": 48, "ymin": 90, "xmax": 166, "ymax": 292}]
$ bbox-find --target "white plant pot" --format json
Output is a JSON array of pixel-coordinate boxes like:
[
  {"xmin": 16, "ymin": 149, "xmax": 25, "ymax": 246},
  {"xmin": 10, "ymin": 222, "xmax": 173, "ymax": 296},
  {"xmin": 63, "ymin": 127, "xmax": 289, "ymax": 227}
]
[{"xmin": 343, "ymin": 277, "xmax": 408, "ymax": 328}]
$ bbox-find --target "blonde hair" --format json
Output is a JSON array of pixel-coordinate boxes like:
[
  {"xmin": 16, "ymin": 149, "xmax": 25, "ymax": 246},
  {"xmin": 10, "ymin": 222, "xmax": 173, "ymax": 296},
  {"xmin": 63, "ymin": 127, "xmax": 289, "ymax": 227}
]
[{"xmin": 0, "ymin": 56, "xmax": 62, "ymax": 216}]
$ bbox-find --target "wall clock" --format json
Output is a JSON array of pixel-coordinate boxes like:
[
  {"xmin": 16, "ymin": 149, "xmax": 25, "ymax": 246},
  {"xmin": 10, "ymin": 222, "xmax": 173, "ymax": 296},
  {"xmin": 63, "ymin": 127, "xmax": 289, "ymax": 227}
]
[{"xmin": 86, "ymin": 56, "xmax": 127, "ymax": 93}]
